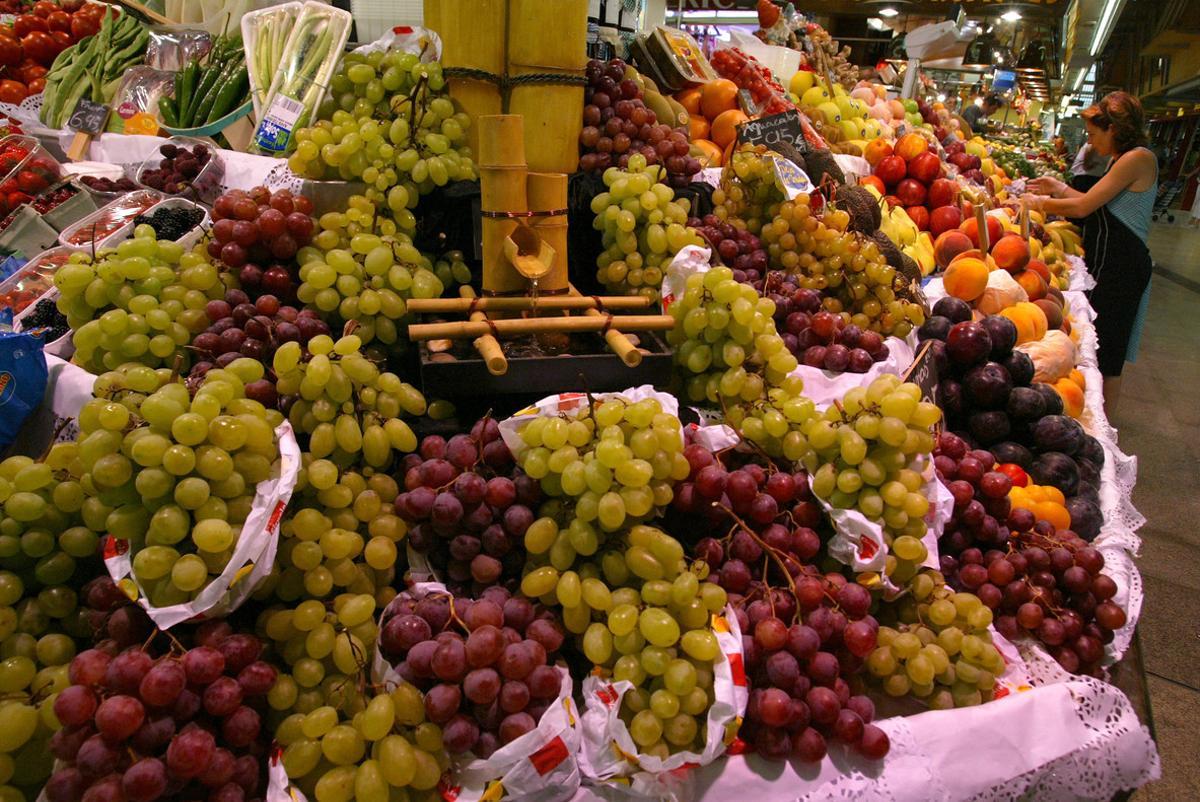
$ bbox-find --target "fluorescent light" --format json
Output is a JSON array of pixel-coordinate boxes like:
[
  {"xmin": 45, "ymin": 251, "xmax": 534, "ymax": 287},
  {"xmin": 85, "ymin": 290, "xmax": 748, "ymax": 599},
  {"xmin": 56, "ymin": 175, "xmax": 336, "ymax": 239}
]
[
  {"xmin": 878, "ymin": 6, "xmax": 900, "ymax": 17},
  {"xmin": 1090, "ymin": 0, "xmax": 1123, "ymax": 57},
  {"xmin": 1001, "ymin": 10, "xmax": 1022, "ymax": 21},
  {"xmin": 937, "ymin": 93, "xmax": 946, "ymax": 101},
  {"xmin": 868, "ymin": 16, "xmax": 889, "ymax": 31},
  {"xmin": 1073, "ymin": 68, "xmax": 1086, "ymax": 92}
]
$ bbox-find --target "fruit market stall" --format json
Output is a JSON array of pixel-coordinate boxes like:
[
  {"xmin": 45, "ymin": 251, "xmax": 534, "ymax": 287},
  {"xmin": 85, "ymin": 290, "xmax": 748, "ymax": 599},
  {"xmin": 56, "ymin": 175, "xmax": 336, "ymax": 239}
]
[{"xmin": 0, "ymin": 3, "xmax": 1162, "ymax": 802}]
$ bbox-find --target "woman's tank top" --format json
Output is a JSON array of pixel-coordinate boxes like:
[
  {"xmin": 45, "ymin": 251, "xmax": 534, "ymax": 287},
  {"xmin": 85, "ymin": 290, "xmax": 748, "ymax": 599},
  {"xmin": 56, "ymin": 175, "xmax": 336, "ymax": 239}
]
[{"xmin": 1104, "ymin": 147, "xmax": 1157, "ymax": 244}]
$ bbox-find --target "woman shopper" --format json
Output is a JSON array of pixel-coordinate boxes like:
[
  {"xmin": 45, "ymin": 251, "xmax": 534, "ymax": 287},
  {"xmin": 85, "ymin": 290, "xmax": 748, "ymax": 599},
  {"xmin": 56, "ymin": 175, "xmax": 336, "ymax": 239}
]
[{"xmin": 1026, "ymin": 92, "xmax": 1156, "ymax": 412}]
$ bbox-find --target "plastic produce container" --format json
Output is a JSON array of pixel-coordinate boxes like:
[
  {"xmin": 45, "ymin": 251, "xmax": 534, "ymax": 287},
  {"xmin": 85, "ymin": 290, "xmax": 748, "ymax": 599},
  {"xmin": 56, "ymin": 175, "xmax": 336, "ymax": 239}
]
[
  {"xmin": 121, "ymin": 197, "xmax": 211, "ymax": 251},
  {"xmin": 37, "ymin": 179, "xmax": 100, "ymax": 232},
  {"xmin": 633, "ymin": 27, "xmax": 717, "ymax": 92},
  {"xmin": 0, "ymin": 205, "xmax": 62, "ymax": 259},
  {"xmin": 12, "ymin": 286, "xmax": 73, "ymax": 359},
  {"xmin": 58, "ymin": 190, "xmax": 165, "ymax": 250},
  {"xmin": 134, "ymin": 136, "xmax": 225, "ymax": 205},
  {"xmin": 0, "ymin": 246, "xmax": 74, "ymax": 317},
  {"xmin": 0, "ymin": 134, "xmax": 65, "ymax": 219}
]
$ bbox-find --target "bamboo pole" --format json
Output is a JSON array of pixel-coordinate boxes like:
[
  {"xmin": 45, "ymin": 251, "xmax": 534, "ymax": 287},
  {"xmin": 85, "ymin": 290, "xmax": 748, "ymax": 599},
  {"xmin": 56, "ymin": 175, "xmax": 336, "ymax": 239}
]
[
  {"xmin": 568, "ymin": 283, "xmax": 644, "ymax": 367},
  {"xmin": 406, "ymin": 295, "xmax": 652, "ymax": 313},
  {"xmin": 459, "ymin": 286, "xmax": 507, "ymax": 375},
  {"xmin": 408, "ymin": 314, "xmax": 675, "ymax": 341}
]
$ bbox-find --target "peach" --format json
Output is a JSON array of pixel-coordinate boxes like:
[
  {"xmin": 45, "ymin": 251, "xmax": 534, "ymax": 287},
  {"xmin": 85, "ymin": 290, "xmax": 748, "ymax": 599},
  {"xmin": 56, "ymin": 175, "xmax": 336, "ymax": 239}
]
[
  {"xmin": 1068, "ymin": 368, "xmax": 1087, "ymax": 391},
  {"xmin": 934, "ymin": 230, "xmax": 974, "ymax": 271},
  {"xmin": 943, "ymin": 256, "xmax": 989, "ymax": 302},
  {"xmin": 1034, "ymin": 298, "xmax": 1063, "ymax": 330},
  {"xmin": 1054, "ymin": 377, "xmax": 1085, "ymax": 418},
  {"xmin": 1000, "ymin": 301, "xmax": 1049, "ymax": 345},
  {"xmin": 863, "ymin": 138, "xmax": 893, "ymax": 167},
  {"xmin": 1025, "ymin": 258, "xmax": 1051, "ymax": 284},
  {"xmin": 959, "ymin": 215, "xmax": 1003, "ymax": 250},
  {"xmin": 894, "ymin": 132, "xmax": 928, "ymax": 161},
  {"xmin": 1014, "ymin": 269, "xmax": 1049, "ymax": 301},
  {"xmin": 991, "ymin": 234, "xmax": 1031, "ymax": 274}
]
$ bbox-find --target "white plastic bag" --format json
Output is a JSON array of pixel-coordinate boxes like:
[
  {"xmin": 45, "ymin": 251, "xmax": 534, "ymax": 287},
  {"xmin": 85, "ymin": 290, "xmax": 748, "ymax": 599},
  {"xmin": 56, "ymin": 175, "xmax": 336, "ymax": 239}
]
[
  {"xmin": 578, "ymin": 605, "xmax": 746, "ymax": 791},
  {"xmin": 659, "ymin": 244, "xmax": 712, "ymax": 315},
  {"xmin": 1017, "ymin": 329, "xmax": 1077, "ymax": 384},
  {"xmin": 103, "ymin": 421, "xmax": 301, "ymax": 628},
  {"xmin": 976, "ymin": 268, "xmax": 1029, "ymax": 315},
  {"xmin": 352, "ymin": 26, "xmax": 442, "ymax": 61}
]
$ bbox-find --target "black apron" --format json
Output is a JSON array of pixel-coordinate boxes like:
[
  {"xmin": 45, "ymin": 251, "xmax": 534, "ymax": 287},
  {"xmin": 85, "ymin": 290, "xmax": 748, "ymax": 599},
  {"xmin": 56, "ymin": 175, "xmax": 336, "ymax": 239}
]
[{"xmin": 1078, "ymin": 202, "xmax": 1152, "ymax": 377}]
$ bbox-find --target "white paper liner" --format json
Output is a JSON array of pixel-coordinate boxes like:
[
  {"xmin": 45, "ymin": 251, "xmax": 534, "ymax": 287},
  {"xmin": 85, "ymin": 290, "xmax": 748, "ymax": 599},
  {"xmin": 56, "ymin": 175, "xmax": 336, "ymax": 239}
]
[
  {"xmin": 578, "ymin": 604, "xmax": 746, "ymax": 790},
  {"xmin": 102, "ymin": 420, "xmax": 301, "ymax": 629},
  {"xmin": 785, "ymin": 334, "xmax": 916, "ymax": 409}
]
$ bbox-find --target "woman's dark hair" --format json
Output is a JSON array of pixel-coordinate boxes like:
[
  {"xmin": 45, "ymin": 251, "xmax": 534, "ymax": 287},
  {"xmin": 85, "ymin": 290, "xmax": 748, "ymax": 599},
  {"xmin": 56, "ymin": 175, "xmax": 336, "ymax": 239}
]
[{"xmin": 1082, "ymin": 92, "xmax": 1148, "ymax": 153}]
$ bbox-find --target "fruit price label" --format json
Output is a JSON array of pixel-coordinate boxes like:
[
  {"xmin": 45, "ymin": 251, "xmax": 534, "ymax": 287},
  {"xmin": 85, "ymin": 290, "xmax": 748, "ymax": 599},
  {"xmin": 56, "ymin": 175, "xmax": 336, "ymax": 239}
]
[
  {"xmin": 67, "ymin": 98, "xmax": 111, "ymax": 135},
  {"xmin": 736, "ymin": 110, "xmax": 808, "ymax": 160}
]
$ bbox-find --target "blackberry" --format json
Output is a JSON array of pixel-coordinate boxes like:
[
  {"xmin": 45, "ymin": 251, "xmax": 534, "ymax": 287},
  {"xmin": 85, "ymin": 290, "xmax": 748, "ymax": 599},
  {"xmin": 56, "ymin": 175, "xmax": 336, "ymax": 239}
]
[
  {"xmin": 21, "ymin": 297, "xmax": 69, "ymax": 341},
  {"xmin": 134, "ymin": 206, "xmax": 205, "ymax": 242}
]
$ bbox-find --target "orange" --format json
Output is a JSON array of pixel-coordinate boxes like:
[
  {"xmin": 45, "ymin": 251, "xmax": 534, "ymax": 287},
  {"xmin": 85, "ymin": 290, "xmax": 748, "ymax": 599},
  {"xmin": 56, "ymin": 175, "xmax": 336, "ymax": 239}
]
[
  {"xmin": 688, "ymin": 116, "xmax": 710, "ymax": 142},
  {"xmin": 692, "ymin": 139, "xmax": 723, "ymax": 167},
  {"xmin": 710, "ymin": 109, "xmax": 749, "ymax": 148},
  {"xmin": 701, "ymin": 79, "xmax": 739, "ymax": 121},
  {"xmin": 1068, "ymin": 368, "xmax": 1086, "ymax": 391},
  {"xmin": 676, "ymin": 88, "xmax": 702, "ymax": 116}
]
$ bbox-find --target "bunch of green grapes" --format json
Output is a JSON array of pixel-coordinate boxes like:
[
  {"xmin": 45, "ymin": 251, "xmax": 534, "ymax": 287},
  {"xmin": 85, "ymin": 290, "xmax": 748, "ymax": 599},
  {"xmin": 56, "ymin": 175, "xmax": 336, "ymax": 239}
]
[
  {"xmin": 866, "ymin": 537, "xmax": 1004, "ymax": 708},
  {"xmin": 521, "ymin": 524, "xmax": 727, "ymax": 758},
  {"xmin": 666, "ymin": 265, "xmax": 800, "ymax": 410},
  {"xmin": 54, "ymin": 228, "xmax": 220, "ymax": 372},
  {"xmin": 516, "ymin": 394, "xmax": 690, "ymax": 536},
  {"xmin": 711, "ymin": 145, "xmax": 786, "ymax": 235},
  {"xmin": 261, "ymin": 599, "xmax": 447, "ymax": 799},
  {"xmin": 255, "ymin": 464, "xmax": 406, "ymax": 606},
  {"xmin": 297, "ymin": 195, "xmax": 457, "ymax": 348},
  {"xmin": 75, "ymin": 359, "xmax": 283, "ymax": 607},
  {"xmin": 802, "ymin": 374, "xmax": 940, "ymax": 543},
  {"xmin": 273, "ymin": 333, "xmax": 423, "ymax": 471},
  {"xmin": 289, "ymin": 50, "xmax": 474, "ymax": 236},
  {"xmin": 592, "ymin": 155, "xmax": 705, "ymax": 300},
  {"xmin": 758, "ymin": 197, "xmax": 926, "ymax": 338}
]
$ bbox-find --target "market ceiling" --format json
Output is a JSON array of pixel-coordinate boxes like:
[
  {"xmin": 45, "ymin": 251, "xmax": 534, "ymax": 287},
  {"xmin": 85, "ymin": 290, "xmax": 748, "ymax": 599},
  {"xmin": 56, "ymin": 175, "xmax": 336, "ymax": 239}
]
[{"xmin": 669, "ymin": 0, "xmax": 1069, "ymax": 19}]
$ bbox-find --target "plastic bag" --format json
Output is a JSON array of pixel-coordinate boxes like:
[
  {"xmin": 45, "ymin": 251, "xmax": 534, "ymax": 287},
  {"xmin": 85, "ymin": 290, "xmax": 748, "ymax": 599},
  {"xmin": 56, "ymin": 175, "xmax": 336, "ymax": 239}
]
[
  {"xmin": 145, "ymin": 27, "xmax": 213, "ymax": 71},
  {"xmin": 578, "ymin": 605, "xmax": 746, "ymax": 792},
  {"xmin": 0, "ymin": 330, "xmax": 48, "ymax": 452},
  {"xmin": 976, "ymin": 268, "xmax": 1028, "ymax": 315},
  {"xmin": 1017, "ymin": 329, "xmax": 1077, "ymax": 384},
  {"xmin": 107, "ymin": 67, "xmax": 178, "ymax": 135},
  {"xmin": 660, "ymin": 244, "xmax": 712, "ymax": 315},
  {"xmin": 371, "ymin": 584, "xmax": 583, "ymax": 802},
  {"xmin": 351, "ymin": 25, "xmax": 442, "ymax": 61},
  {"xmin": 786, "ymin": 334, "xmax": 916, "ymax": 409},
  {"xmin": 103, "ymin": 420, "xmax": 301, "ymax": 628}
]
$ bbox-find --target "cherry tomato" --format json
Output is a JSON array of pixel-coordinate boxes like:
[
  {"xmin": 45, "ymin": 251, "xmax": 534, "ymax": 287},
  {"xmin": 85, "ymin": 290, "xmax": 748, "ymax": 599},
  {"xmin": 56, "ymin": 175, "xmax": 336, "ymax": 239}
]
[
  {"xmin": 49, "ymin": 30, "xmax": 69, "ymax": 52},
  {"xmin": 19, "ymin": 64, "xmax": 45, "ymax": 84},
  {"xmin": 32, "ymin": 1, "xmax": 58, "ymax": 18},
  {"xmin": 996, "ymin": 463, "xmax": 1029, "ymax": 488},
  {"xmin": 20, "ymin": 31, "xmax": 54, "ymax": 65},
  {"xmin": 69, "ymin": 14, "xmax": 99, "ymax": 40},
  {"xmin": 0, "ymin": 27, "xmax": 17, "ymax": 41},
  {"xmin": 0, "ymin": 37, "xmax": 20, "ymax": 68},
  {"xmin": 46, "ymin": 11, "xmax": 71, "ymax": 33},
  {"xmin": 60, "ymin": 0, "xmax": 85, "ymax": 10},
  {"xmin": 13, "ymin": 15, "xmax": 48, "ymax": 38},
  {"xmin": 0, "ymin": 79, "xmax": 26, "ymax": 104},
  {"xmin": 27, "ymin": 77, "xmax": 43, "ymax": 94}
]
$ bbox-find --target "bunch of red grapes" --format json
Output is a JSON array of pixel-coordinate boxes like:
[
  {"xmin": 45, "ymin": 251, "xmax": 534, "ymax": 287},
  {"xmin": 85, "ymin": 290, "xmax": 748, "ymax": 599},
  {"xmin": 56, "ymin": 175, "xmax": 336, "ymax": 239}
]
[
  {"xmin": 46, "ymin": 580, "xmax": 273, "ymax": 802},
  {"xmin": 208, "ymin": 187, "xmax": 316, "ymax": 299},
  {"xmin": 757, "ymin": 272, "xmax": 889, "ymax": 373},
  {"xmin": 379, "ymin": 587, "xmax": 565, "ymax": 757},
  {"xmin": 580, "ymin": 58, "xmax": 701, "ymax": 188},
  {"xmin": 670, "ymin": 444, "xmax": 889, "ymax": 762},
  {"xmin": 689, "ymin": 215, "xmax": 768, "ymax": 283},
  {"xmin": 187, "ymin": 288, "xmax": 332, "ymax": 408},
  {"xmin": 395, "ymin": 417, "xmax": 539, "ymax": 596},
  {"xmin": 934, "ymin": 432, "xmax": 1128, "ymax": 676}
]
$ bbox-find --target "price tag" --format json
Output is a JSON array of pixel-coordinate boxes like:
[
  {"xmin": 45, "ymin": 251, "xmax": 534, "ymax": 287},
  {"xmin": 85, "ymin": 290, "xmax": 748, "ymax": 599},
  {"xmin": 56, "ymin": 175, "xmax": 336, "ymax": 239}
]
[
  {"xmin": 253, "ymin": 95, "xmax": 305, "ymax": 154},
  {"xmin": 67, "ymin": 97, "xmax": 110, "ymax": 135},
  {"xmin": 737, "ymin": 110, "xmax": 806, "ymax": 152},
  {"xmin": 769, "ymin": 155, "xmax": 812, "ymax": 200}
]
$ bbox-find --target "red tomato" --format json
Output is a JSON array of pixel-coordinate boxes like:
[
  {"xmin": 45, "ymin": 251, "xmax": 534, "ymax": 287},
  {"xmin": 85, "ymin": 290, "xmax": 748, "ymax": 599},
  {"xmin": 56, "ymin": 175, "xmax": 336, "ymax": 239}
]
[
  {"xmin": 47, "ymin": 11, "xmax": 71, "ymax": 33},
  {"xmin": 20, "ymin": 31, "xmax": 54, "ymax": 65},
  {"xmin": 7, "ymin": 191, "xmax": 31, "ymax": 209},
  {"xmin": 996, "ymin": 463, "xmax": 1029, "ymax": 488},
  {"xmin": 13, "ymin": 15, "xmax": 48, "ymax": 37},
  {"xmin": 0, "ymin": 37, "xmax": 20, "ymax": 68},
  {"xmin": 69, "ymin": 14, "xmax": 99, "ymax": 39},
  {"xmin": 0, "ymin": 27, "xmax": 16, "ymax": 41},
  {"xmin": 19, "ymin": 64, "xmax": 45, "ymax": 84},
  {"xmin": 0, "ymin": 79, "xmax": 26, "ymax": 104},
  {"xmin": 49, "ymin": 30, "xmax": 69, "ymax": 52},
  {"xmin": 60, "ymin": 0, "xmax": 85, "ymax": 10},
  {"xmin": 27, "ymin": 77, "xmax": 43, "ymax": 94},
  {"xmin": 32, "ymin": 1, "xmax": 58, "ymax": 18}
]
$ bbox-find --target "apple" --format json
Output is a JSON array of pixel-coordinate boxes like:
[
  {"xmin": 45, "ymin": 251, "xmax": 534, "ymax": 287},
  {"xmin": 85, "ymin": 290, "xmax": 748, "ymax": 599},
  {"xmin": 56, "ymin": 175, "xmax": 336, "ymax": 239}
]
[
  {"xmin": 905, "ymin": 205, "xmax": 930, "ymax": 231},
  {"xmin": 948, "ymin": 152, "xmax": 973, "ymax": 171},
  {"xmin": 874, "ymin": 154, "xmax": 907, "ymax": 186},
  {"xmin": 928, "ymin": 177, "xmax": 957, "ymax": 209},
  {"xmin": 883, "ymin": 194, "xmax": 903, "ymax": 208},
  {"xmin": 895, "ymin": 178, "xmax": 927, "ymax": 207},
  {"xmin": 929, "ymin": 205, "xmax": 963, "ymax": 236},
  {"xmin": 907, "ymin": 151, "xmax": 941, "ymax": 184},
  {"xmin": 859, "ymin": 175, "xmax": 886, "ymax": 194}
]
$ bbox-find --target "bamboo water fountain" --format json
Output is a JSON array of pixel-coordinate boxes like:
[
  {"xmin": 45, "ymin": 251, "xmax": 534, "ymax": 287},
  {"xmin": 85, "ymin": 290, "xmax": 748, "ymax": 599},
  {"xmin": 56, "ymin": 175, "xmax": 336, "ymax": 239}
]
[{"xmin": 406, "ymin": 115, "xmax": 674, "ymax": 393}]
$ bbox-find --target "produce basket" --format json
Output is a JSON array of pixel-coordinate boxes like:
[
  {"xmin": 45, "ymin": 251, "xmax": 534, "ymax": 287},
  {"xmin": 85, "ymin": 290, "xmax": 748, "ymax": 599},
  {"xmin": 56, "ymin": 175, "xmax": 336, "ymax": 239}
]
[
  {"xmin": 38, "ymin": 179, "xmax": 100, "ymax": 232},
  {"xmin": 0, "ymin": 204, "xmax": 63, "ymax": 258},
  {"xmin": 0, "ymin": 245, "xmax": 73, "ymax": 319},
  {"xmin": 133, "ymin": 135, "xmax": 225, "ymax": 204},
  {"xmin": 0, "ymin": 133, "xmax": 65, "ymax": 218},
  {"xmin": 161, "ymin": 100, "xmax": 256, "ymax": 146},
  {"xmin": 57, "ymin": 189, "xmax": 165, "ymax": 250}
]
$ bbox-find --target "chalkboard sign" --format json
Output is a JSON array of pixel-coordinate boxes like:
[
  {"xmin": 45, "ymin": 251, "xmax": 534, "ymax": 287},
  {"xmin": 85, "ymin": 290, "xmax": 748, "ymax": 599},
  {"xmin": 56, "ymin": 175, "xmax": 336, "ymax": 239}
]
[
  {"xmin": 737, "ymin": 110, "xmax": 808, "ymax": 154},
  {"xmin": 902, "ymin": 340, "xmax": 940, "ymax": 427},
  {"xmin": 67, "ymin": 98, "xmax": 110, "ymax": 135}
]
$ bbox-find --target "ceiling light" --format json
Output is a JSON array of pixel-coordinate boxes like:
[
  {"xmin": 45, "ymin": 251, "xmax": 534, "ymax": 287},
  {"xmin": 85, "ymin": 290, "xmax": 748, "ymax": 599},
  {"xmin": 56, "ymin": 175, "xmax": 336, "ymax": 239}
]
[
  {"xmin": 1073, "ymin": 68, "xmax": 1086, "ymax": 92},
  {"xmin": 1090, "ymin": 0, "xmax": 1125, "ymax": 57},
  {"xmin": 1001, "ymin": 10, "xmax": 1022, "ymax": 22},
  {"xmin": 937, "ymin": 93, "xmax": 946, "ymax": 102},
  {"xmin": 868, "ymin": 17, "xmax": 889, "ymax": 31},
  {"xmin": 878, "ymin": 6, "xmax": 900, "ymax": 17}
]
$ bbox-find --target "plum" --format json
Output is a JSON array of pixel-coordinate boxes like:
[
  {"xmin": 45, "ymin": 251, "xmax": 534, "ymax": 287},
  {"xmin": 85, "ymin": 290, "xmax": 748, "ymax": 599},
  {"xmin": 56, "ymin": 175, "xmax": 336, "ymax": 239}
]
[
  {"xmin": 967, "ymin": 410, "xmax": 1011, "ymax": 445},
  {"xmin": 918, "ymin": 316, "xmax": 953, "ymax": 342},
  {"xmin": 980, "ymin": 315, "xmax": 1018, "ymax": 360},
  {"xmin": 1030, "ymin": 452, "xmax": 1079, "ymax": 496},
  {"xmin": 928, "ymin": 339, "xmax": 950, "ymax": 377},
  {"xmin": 933, "ymin": 296, "xmax": 973, "ymax": 324},
  {"xmin": 1076, "ymin": 457, "xmax": 1101, "ymax": 488},
  {"xmin": 937, "ymin": 379, "xmax": 964, "ymax": 420},
  {"xmin": 1006, "ymin": 387, "xmax": 1046, "ymax": 421},
  {"xmin": 990, "ymin": 441, "xmax": 1034, "ymax": 471},
  {"xmin": 1077, "ymin": 434, "xmax": 1105, "ymax": 467},
  {"xmin": 1031, "ymin": 383, "xmax": 1064, "ymax": 416},
  {"xmin": 964, "ymin": 362, "xmax": 1012, "ymax": 409},
  {"xmin": 946, "ymin": 321, "xmax": 993, "ymax": 369},
  {"xmin": 1031, "ymin": 415, "xmax": 1084, "ymax": 455},
  {"xmin": 1066, "ymin": 496, "xmax": 1102, "ymax": 541},
  {"xmin": 1002, "ymin": 350, "xmax": 1035, "ymax": 387}
]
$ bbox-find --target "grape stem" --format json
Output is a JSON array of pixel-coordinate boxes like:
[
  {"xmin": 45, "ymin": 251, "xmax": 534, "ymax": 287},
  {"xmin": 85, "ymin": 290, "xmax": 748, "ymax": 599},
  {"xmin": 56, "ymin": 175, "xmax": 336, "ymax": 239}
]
[{"xmin": 718, "ymin": 504, "xmax": 800, "ymax": 620}]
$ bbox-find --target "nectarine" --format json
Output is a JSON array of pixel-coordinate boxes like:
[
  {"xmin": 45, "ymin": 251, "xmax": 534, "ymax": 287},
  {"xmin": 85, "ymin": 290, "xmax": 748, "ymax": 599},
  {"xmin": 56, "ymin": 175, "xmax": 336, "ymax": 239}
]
[
  {"xmin": 943, "ymin": 256, "xmax": 989, "ymax": 302},
  {"xmin": 992, "ymin": 234, "xmax": 1031, "ymax": 274},
  {"xmin": 1034, "ymin": 298, "xmax": 1063, "ymax": 330},
  {"xmin": 895, "ymin": 132, "xmax": 928, "ymax": 162},
  {"xmin": 934, "ymin": 230, "xmax": 974, "ymax": 270},
  {"xmin": 1025, "ymin": 258, "xmax": 1051, "ymax": 283},
  {"xmin": 1014, "ymin": 269, "xmax": 1048, "ymax": 301}
]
